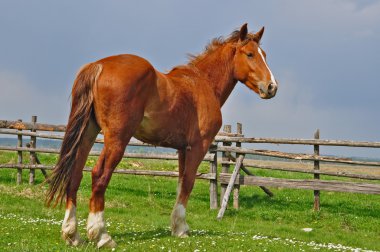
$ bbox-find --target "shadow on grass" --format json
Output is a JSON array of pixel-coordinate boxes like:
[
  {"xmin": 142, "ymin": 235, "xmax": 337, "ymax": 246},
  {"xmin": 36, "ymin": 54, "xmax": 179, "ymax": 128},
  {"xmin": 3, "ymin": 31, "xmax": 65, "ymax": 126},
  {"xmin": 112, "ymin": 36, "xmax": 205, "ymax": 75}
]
[
  {"xmin": 114, "ymin": 227, "xmax": 224, "ymax": 242},
  {"xmin": 320, "ymin": 201, "xmax": 380, "ymax": 219},
  {"xmin": 239, "ymin": 193, "xmax": 299, "ymax": 210},
  {"xmin": 114, "ymin": 227, "xmax": 171, "ymax": 241},
  {"xmin": 107, "ymin": 180, "xmax": 211, "ymax": 205},
  {"xmin": 239, "ymin": 190, "xmax": 380, "ymax": 219}
]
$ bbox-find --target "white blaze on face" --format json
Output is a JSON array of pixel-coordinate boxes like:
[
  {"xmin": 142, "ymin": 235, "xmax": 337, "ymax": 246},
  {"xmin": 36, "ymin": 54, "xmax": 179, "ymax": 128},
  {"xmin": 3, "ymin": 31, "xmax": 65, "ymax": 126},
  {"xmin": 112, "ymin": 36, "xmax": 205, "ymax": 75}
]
[{"xmin": 258, "ymin": 47, "xmax": 276, "ymax": 85}]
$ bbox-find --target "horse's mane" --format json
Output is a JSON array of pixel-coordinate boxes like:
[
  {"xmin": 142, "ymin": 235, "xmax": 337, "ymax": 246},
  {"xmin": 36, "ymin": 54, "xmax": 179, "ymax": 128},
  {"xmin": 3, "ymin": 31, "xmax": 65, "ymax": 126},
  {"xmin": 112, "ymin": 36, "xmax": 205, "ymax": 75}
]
[
  {"xmin": 187, "ymin": 30, "xmax": 240, "ymax": 66},
  {"xmin": 168, "ymin": 29, "xmax": 259, "ymax": 74},
  {"xmin": 187, "ymin": 29, "xmax": 260, "ymax": 66}
]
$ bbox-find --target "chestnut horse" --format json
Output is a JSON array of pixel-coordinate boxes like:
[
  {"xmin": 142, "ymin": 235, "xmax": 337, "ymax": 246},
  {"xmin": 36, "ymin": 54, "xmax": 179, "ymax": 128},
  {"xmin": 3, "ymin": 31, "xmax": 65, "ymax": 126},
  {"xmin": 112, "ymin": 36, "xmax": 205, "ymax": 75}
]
[{"xmin": 46, "ymin": 23, "xmax": 278, "ymax": 248}]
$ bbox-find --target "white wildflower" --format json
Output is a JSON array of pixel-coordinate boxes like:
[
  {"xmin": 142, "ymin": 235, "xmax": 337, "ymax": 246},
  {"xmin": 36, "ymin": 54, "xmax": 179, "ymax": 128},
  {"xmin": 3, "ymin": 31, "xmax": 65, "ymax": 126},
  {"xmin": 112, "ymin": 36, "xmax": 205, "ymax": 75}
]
[{"xmin": 301, "ymin": 228, "xmax": 313, "ymax": 232}]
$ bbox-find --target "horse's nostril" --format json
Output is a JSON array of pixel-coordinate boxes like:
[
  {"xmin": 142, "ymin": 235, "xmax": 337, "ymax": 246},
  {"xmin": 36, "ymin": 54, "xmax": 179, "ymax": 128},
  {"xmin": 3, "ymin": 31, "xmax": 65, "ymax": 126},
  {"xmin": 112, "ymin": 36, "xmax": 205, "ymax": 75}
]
[{"xmin": 268, "ymin": 83, "xmax": 273, "ymax": 91}]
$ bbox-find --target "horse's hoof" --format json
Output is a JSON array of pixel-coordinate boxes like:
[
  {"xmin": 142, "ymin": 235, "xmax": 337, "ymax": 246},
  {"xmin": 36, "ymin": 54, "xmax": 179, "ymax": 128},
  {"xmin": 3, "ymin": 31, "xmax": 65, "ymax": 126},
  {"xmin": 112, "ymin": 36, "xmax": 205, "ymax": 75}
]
[
  {"xmin": 63, "ymin": 231, "xmax": 83, "ymax": 246},
  {"xmin": 171, "ymin": 204, "xmax": 190, "ymax": 238},
  {"xmin": 172, "ymin": 226, "xmax": 190, "ymax": 238},
  {"xmin": 178, "ymin": 231, "xmax": 189, "ymax": 238},
  {"xmin": 99, "ymin": 239, "xmax": 117, "ymax": 248},
  {"xmin": 87, "ymin": 221, "xmax": 104, "ymax": 241},
  {"xmin": 97, "ymin": 233, "xmax": 117, "ymax": 249}
]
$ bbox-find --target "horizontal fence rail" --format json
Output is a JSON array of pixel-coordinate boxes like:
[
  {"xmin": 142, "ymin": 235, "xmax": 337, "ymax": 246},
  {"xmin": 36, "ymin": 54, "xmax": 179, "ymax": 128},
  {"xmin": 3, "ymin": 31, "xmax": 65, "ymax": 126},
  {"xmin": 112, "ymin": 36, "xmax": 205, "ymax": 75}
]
[
  {"xmin": 0, "ymin": 145, "xmax": 215, "ymax": 161},
  {"xmin": 221, "ymin": 160, "xmax": 380, "ymax": 180},
  {"xmin": 214, "ymin": 136, "xmax": 380, "ymax": 148},
  {"xmin": 0, "ymin": 120, "xmax": 66, "ymax": 132},
  {"xmin": 1, "ymin": 118, "xmax": 379, "ymax": 212},
  {"xmin": 0, "ymin": 164, "xmax": 216, "ymax": 180},
  {"xmin": 216, "ymin": 145, "xmax": 380, "ymax": 167},
  {"xmin": 219, "ymin": 174, "xmax": 380, "ymax": 195}
]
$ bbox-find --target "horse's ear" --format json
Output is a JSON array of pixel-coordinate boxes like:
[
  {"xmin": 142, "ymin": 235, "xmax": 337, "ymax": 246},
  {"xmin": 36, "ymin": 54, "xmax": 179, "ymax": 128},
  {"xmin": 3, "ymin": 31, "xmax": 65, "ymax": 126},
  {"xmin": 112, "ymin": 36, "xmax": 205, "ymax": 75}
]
[
  {"xmin": 239, "ymin": 23, "xmax": 248, "ymax": 41},
  {"xmin": 253, "ymin": 26, "xmax": 265, "ymax": 42}
]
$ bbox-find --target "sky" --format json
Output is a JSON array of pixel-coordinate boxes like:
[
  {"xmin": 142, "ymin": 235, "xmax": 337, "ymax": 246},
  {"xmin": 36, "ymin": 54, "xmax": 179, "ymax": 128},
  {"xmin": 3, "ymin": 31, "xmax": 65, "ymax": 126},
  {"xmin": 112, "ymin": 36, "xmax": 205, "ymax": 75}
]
[{"xmin": 0, "ymin": 0, "xmax": 379, "ymax": 157}]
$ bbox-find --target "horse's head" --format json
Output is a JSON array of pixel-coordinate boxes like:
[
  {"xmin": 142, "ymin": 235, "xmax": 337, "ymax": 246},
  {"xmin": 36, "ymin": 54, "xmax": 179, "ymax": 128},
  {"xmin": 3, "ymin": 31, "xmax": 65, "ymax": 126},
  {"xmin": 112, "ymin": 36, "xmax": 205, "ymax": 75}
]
[{"xmin": 233, "ymin": 23, "xmax": 278, "ymax": 99}]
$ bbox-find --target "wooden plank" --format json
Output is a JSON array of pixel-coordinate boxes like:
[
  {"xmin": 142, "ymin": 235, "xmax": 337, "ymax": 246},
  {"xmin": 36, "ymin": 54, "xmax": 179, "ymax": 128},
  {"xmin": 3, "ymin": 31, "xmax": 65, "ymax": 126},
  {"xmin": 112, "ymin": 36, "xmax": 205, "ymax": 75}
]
[
  {"xmin": 29, "ymin": 116, "xmax": 37, "ymax": 185},
  {"xmin": 0, "ymin": 129, "xmax": 159, "ymax": 147},
  {"xmin": 113, "ymin": 169, "xmax": 216, "ymax": 180},
  {"xmin": 0, "ymin": 164, "xmax": 215, "ymax": 180},
  {"xmin": 219, "ymin": 174, "xmax": 380, "ymax": 194},
  {"xmin": 233, "ymin": 123, "xmax": 242, "ymax": 209},
  {"xmin": 17, "ymin": 120, "xmax": 22, "ymax": 185},
  {"xmin": 2, "ymin": 119, "xmax": 380, "ymax": 148},
  {"xmin": 222, "ymin": 151, "xmax": 274, "ymax": 197},
  {"xmin": 0, "ymin": 146, "xmax": 214, "ymax": 162},
  {"xmin": 26, "ymin": 143, "xmax": 48, "ymax": 178},
  {"xmin": 0, "ymin": 120, "xmax": 66, "ymax": 132},
  {"xmin": 222, "ymin": 160, "xmax": 380, "ymax": 180},
  {"xmin": 209, "ymin": 143, "xmax": 218, "ymax": 209},
  {"xmin": 216, "ymin": 146, "xmax": 380, "ymax": 167},
  {"xmin": 226, "ymin": 159, "xmax": 380, "ymax": 180},
  {"xmin": 313, "ymin": 129, "xmax": 320, "ymax": 211},
  {"xmin": 240, "ymin": 165, "xmax": 274, "ymax": 197},
  {"xmin": 216, "ymin": 132, "xmax": 244, "ymax": 137},
  {"xmin": 217, "ymin": 154, "xmax": 244, "ymax": 220},
  {"xmin": 214, "ymin": 136, "xmax": 380, "ymax": 148},
  {"xmin": 220, "ymin": 125, "xmax": 231, "ymax": 206},
  {"xmin": 0, "ymin": 123, "xmax": 241, "ymax": 137}
]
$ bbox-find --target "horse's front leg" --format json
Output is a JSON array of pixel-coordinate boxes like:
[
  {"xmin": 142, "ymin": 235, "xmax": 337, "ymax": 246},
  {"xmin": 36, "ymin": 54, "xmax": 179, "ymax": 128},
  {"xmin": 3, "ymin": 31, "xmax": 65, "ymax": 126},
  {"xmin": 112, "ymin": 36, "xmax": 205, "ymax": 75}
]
[{"xmin": 171, "ymin": 140, "xmax": 211, "ymax": 237}]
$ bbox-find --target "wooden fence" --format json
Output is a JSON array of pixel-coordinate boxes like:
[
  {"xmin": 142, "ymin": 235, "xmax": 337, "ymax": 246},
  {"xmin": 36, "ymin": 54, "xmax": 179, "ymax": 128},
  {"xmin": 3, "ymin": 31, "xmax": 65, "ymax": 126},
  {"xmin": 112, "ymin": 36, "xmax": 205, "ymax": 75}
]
[{"xmin": 1, "ymin": 116, "xmax": 380, "ymax": 219}]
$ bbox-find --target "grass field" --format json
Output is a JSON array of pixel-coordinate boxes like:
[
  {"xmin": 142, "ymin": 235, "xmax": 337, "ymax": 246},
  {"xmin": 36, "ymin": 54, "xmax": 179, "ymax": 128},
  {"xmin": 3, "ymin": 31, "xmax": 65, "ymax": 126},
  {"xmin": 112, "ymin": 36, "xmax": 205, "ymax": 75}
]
[{"xmin": 0, "ymin": 151, "xmax": 380, "ymax": 251}]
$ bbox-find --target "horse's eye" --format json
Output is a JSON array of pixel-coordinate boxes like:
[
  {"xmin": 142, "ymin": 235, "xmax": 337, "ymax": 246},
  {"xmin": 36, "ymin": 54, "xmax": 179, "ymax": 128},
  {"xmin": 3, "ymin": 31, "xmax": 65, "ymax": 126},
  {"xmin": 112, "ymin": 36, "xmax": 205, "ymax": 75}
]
[{"xmin": 247, "ymin": 53, "xmax": 253, "ymax": 58}]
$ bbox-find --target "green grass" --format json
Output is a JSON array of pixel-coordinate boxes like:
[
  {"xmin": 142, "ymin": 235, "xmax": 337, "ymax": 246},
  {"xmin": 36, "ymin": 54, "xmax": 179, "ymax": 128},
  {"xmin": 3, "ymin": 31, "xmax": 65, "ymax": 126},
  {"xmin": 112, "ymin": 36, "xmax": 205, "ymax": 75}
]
[{"xmin": 0, "ymin": 151, "xmax": 379, "ymax": 251}]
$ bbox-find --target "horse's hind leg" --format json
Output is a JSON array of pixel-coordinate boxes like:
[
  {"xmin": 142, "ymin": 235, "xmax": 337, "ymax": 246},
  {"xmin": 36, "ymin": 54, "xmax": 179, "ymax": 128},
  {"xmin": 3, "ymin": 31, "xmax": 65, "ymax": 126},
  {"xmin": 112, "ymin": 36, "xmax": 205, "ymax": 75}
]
[
  {"xmin": 62, "ymin": 118, "xmax": 100, "ymax": 246},
  {"xmin": 86, "ymin": 129, "xmax": 135, "ymax": 248}
]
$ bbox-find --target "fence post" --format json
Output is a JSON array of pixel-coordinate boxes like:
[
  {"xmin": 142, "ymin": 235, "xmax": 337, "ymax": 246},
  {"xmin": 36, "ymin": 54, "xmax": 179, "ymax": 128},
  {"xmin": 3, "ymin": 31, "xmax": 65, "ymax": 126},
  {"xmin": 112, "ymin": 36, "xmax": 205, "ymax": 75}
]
[
  {"xmin": 217, "ymin": 154, "xmax": 244, "ymax": 220},
  {"xmin": 220, "ymin": 125, "xmax": 231, "ymax": 206},
  {"xmin": 17, "ymin": 119, "xmax": 23, "ymax": 184},
  {"xmin": 209, "ymin": 143, "xmax": 218, "ymax": 209},
  {"xmin": 313, "ymin": 129, "xmax": 320, "ymax": 211},
  {"xmin": 29, "ymin": 116, "xmax": 37, "ymax": 185},
  {"xmin": 233, "ymin": 123, "xmax": 242, "ymax": 209}
]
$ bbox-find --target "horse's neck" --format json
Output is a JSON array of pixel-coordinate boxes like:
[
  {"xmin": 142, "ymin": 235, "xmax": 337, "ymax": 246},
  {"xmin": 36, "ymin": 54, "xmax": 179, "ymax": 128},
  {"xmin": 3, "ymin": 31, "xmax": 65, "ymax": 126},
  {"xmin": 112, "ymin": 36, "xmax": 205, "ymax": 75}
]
[{"xmin": 193, "ymin": 46, "xmax": 237, "ymax": 106}]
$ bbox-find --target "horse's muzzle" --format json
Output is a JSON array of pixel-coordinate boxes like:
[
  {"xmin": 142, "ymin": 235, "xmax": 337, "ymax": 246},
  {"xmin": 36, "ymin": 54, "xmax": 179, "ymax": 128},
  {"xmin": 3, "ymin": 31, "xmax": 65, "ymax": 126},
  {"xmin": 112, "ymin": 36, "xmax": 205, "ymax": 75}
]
[{"xmin": 259, "ymin": 81, "xmax": 278, "ymax": 99}]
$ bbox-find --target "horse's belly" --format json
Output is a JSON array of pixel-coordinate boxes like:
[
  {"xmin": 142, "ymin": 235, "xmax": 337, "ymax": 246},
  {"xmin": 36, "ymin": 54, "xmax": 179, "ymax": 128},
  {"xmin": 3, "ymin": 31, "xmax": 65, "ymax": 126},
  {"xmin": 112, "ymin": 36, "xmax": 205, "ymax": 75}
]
[{"xmin": 133, "ymin": 116, "xmax": 187, "ymax": 149}]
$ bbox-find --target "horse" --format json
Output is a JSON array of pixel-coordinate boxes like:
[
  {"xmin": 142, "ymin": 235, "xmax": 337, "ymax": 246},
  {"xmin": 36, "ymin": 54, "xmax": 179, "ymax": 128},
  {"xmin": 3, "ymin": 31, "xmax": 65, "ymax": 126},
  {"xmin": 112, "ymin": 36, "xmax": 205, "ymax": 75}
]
[{"xmin": 46, "ymin": 23, "xmax": 278, "ymax": 248}]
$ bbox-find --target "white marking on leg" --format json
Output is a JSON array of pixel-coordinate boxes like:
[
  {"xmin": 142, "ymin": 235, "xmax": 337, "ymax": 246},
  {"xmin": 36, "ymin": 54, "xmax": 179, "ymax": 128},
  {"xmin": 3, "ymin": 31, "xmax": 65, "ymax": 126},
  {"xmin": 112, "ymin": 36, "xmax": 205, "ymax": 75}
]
[
  {"xmin": 176, "ymin": 182, "xmax": 182, "ymax": 198},
  {"xmin": 171, "ymin": 203, "xmax": 189, "ymax": 237},
  {"xmin": 87, "ymin": 211, "xmax": 105, "ymax": 241},
  {"xmin": 87, "ymin": 211, "xmax": 116, "ymax": 248},
  {"xmin": 61, "ymin": 206, "xmax": 81, "ymax": 246},
  {"xmin": 258, "ymin": 47, "xmax": 277, "ymax": 85}
]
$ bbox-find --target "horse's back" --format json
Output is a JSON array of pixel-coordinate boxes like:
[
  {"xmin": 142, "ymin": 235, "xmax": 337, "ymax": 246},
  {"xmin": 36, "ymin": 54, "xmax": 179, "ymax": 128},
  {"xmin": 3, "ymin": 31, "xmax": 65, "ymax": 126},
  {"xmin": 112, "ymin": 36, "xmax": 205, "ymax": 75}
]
[
  {"xmin": 96, "ymin": 54, "xmax": 155, "ymax": 78},
  {"xmin": 93, "ymin": 54, "xmax": 157, "ymax": 92}
]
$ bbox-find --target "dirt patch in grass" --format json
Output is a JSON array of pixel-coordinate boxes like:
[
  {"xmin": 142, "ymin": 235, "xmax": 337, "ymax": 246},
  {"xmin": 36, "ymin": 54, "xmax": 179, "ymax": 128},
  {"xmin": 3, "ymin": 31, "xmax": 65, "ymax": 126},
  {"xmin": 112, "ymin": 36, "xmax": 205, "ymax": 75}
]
[{"xmin": 0, "ymin": 184, "xmax": 46, "ymax": 199}]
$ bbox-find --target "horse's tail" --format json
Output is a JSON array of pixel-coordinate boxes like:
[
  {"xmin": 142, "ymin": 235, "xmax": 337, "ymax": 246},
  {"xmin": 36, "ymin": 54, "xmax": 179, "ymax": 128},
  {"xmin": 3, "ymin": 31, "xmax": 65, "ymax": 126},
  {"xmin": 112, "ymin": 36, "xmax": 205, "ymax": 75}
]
[{"xmin": 46, "ymin": 63, "xmax": 102, "ymax": 207}]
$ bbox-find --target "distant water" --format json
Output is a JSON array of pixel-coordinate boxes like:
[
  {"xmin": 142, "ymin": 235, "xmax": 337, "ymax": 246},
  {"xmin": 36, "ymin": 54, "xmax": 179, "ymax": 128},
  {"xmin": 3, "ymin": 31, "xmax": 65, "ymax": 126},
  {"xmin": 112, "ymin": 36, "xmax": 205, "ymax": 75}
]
[
  {"xmin": 0, "ymin": 138, "xmax": 378, "ymax": 162},
  {"xmin": 0, "ymin": 138, "xmax": 176, "ymax": 154}
]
